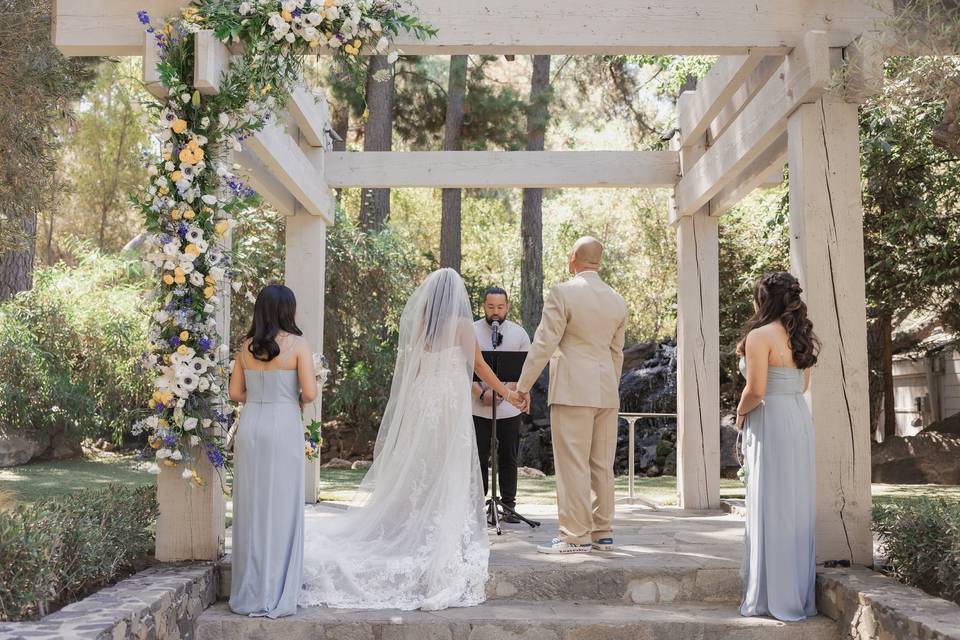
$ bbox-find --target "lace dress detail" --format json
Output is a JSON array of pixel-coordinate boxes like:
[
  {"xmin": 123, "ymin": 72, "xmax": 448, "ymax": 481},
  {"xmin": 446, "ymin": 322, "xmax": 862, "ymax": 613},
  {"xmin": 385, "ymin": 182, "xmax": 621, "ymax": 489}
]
[{"xmin": 300, "ymin": 347, "xmax": 489, "ymax": 611}]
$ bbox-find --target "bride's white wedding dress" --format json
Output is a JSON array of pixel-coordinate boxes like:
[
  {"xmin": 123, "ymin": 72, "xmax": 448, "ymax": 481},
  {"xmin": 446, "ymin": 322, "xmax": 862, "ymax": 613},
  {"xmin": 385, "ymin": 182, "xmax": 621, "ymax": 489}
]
[{"xmin": 300, "ymin": 269, "xmax": 489, "ymax": 611}]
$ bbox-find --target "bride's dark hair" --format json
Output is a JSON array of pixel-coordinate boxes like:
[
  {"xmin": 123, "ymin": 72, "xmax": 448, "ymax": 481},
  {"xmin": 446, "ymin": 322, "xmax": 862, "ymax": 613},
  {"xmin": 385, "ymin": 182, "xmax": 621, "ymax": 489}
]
[
  {"xmin": 245, "ymin": 284, "xmax": 302, "ymax": 362},
  {"xmin": 736, "ymin": 271, "xmax": 820, "ymax": 369}
]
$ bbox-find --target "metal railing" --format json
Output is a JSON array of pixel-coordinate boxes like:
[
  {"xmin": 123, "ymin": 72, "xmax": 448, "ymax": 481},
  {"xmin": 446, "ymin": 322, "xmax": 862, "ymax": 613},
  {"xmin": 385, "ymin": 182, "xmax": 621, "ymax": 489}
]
[{"xmin": 615, "ymin": 412, "xmax": 677, "ymax": 510}]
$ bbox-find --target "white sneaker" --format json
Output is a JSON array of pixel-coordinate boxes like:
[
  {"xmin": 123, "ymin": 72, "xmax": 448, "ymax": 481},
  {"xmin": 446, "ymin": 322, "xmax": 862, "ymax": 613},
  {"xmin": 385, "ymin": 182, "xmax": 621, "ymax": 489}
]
[
  {"xmin": 592, "ymin": 538, "xmax": 614, "ymax": 551},
  {"xmin": 536, "ymin": 537, "xmax": 592, "ymax": 554}
]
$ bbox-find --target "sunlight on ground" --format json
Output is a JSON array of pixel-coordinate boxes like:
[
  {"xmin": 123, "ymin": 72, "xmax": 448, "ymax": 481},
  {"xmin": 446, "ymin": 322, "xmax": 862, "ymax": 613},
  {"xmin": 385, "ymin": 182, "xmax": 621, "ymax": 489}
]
[{"xmin": 2, "ymin": 455, "xmax": 958, "ymax": 511}]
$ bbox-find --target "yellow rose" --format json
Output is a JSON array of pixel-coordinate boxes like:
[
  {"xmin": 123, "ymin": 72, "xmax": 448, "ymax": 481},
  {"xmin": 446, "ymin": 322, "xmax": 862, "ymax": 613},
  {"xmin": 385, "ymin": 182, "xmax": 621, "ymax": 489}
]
[
  {"xmin": 203, "ymin": 286, "xmax": 215, "ymax": 299},
  {"xmin": 150, "ymin": 437, "xmax": 161, "ymax": 448},
  {"xmin": 324, "ymin": 0, "xmax": 334, "ymax": 6},
  {"xmin": 164, "ymin": 459, "xmax": 176, "ymax": 467},
  {"xmin": 174, "ymin": 273, "xmax": 186, "ymax": 285},
  {"xmin": 174, "ymin": 267, "xmax": 185, "ymax": 277},
  {"xmin": 179, "ymin": 148, "xmax": 194, "ymax": 164},
  {"xmin": 185, "ymin": 244, "xmax": 200, "ymax": 256},
  {"xmin": 179, "ymin": 331, "xmax": 189, "ymax": 341},
  {"xmin": 158, "ymin": 186, "xmax": 169, "ymax": 195},
  {"xmin": 171, "ymin": 209, "xmax": 181, "ymax": 220},
  {"xmin": 177, "ymin": 345, "xmax": 189, "ymax": 355},
  {"xmin": 309, "ymin": 39, "xmax": 321, "ymax": 48},
  {"xmin": 171, "ymin": 119, "xmax": 188, "ymax": 134},
  {"xmin": 170, "ymin": 170, "xmax": 182, "ymax": 182},
  {"xmin": 215, "ymin": 220, "xmax": 229, "ymax": 235},
  {"xmin": 192, "ymin": 147, "xmax": 205, "ymax": 161},
  {"xmin": 148, "ymin": 399, "xmax": 156, "ymax": 409},
  {"xmin": 161, "ymin": 391, "xmax": 174, "ymax": 404},
  {"xmin": 353, "ymin": 39, "xmax": 361, "ymax": 48},
  {"xmin": 162, "ymin": 151, "xmax": 172, "ymax": 161},
  {"xmin": 281, "ymin": 9, "xmax": 293, "ymax": 21},
  {"xmin": 205, "ymin": 275, "xmax": 216, "ymax": 284},
  {"xmin": 188, "ymin": 139, "xmax": 200, "ymax": 150},
  {"xmin": 344, "ymin": 44, "xmax": 357, "ymax": 55},
  {"xmin": 183, "ymin": 208, "xmax": 195, "ymax": 220},
  {"xmin": 163, "ymin": 274, "xmax": 175, "ymax": 285}
]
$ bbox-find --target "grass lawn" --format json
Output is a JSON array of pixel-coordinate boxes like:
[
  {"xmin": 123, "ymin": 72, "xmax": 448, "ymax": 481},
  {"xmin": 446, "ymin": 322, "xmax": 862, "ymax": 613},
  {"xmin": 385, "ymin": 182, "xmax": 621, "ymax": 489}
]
[{"xmin": 3, "ymin": 455, "xmax": 959, "ymax": 511}]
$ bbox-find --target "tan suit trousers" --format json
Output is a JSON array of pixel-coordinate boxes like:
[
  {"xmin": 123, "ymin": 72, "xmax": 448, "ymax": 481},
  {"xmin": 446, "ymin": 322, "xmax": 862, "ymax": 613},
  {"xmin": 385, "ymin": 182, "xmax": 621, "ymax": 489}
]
[{"xmin": 550, "ymin": 404, "xmax": 618, "ymax": 545}]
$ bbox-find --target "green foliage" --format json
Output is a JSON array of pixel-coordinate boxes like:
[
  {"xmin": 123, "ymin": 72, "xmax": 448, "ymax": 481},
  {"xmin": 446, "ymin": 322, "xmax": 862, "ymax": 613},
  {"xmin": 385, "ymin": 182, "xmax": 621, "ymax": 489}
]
[
  {"xmin": 0, "ymin": 483, "xmax": 157, "ymax": 621},
  {"xmin": 873, "ymin": 498, "xmax": 960, "ymax": 605},
  {"xmin": 324, "ymin": 211, "xmax": 423, "ymax": 434},
  {"xmin": 0, "ymin": 247, "xmax": 150, "ymax": 442},
  {"xmin": 0, "ymin": 0, "xmax": 96, "ymax": 255}
]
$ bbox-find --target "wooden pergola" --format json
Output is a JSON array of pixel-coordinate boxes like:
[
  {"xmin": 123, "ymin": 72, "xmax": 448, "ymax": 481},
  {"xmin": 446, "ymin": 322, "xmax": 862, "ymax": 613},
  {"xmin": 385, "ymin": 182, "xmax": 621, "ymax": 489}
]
[{"xmin": 55, "ymin": 0, "xmax": 887, "ymax": 568}]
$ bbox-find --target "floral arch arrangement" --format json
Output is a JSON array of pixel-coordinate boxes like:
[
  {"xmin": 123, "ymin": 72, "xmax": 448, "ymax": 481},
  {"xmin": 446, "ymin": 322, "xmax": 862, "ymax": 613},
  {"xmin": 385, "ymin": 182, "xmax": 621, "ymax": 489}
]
[{"xmin": 132, "ymin": 0, "xmax": 434, "ymax": 483}]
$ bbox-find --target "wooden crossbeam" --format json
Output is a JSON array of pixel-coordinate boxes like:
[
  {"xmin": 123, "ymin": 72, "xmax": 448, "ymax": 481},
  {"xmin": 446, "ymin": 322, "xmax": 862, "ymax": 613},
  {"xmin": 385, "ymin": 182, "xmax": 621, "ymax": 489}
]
[
  {"xmin": 323, "ymin": 151, "xmax": 679, "ymax": 188},
  {"xmin": 54, "ymin": 0, "xmax": 887, "ymax": 57},
  {"xmin": 244, "ymin": 121, "xmax": 334, "ymax": 222},
  {"xmin": 708, "ymin": 133, "xmax": 787, "ymax": 215},
  {"xmin": 233, "ymin": 148, "xmax": 298, "ymax": 217},
  {"xmin": 707, "ymin": 56, "xmax": 784, "ymax": 144},
  {"xmin": 673, "ymin": 31, "xmax": 831, "ymax": 220},
  {"xmin": 677, "ymin": 52, "xmax": 770, "ymax": 148}
]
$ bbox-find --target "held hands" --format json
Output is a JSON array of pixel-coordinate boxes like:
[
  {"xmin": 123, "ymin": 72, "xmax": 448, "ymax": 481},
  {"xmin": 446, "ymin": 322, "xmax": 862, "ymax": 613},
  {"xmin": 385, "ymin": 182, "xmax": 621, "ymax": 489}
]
[{"xmin": 507, "ymin": 390, "xmax": 530, "ymax": 414}]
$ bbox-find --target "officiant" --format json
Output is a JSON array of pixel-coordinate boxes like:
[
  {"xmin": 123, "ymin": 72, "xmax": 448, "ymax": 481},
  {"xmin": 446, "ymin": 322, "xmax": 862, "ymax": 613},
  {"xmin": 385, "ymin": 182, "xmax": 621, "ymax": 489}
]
[{"xmin": 471, "ymin": 286, "xmax": 530, "ymax": 522}]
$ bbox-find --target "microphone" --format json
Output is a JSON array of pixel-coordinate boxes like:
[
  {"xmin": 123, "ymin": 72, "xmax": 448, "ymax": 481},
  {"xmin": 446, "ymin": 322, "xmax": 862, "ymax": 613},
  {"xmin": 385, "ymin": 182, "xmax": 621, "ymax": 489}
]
[{"xmin": 491, "ymin": 320, "xmax": 502, "ymax": 349}]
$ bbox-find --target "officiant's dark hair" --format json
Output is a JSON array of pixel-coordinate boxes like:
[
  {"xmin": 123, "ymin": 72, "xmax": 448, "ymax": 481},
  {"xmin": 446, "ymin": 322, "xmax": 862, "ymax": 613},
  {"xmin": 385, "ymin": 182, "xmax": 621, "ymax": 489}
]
[
  {"xmin": 483, "ymin": 287, "xmax": 508, "ymax": 303},
  {"xmin": 246, "ymin": 284, "xmax": 303, "ymax": 362}
]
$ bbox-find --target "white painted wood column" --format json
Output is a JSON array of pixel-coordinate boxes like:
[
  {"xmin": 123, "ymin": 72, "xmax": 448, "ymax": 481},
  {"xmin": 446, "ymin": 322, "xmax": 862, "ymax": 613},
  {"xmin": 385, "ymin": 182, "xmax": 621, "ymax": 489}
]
[
  {"xmin": 673, "ymin": 118, "xmax": 721, "ymax": 511},
  {"xmin": 787, "ymin": 97, "xmax": 873, "ymax": 565},
  {"xmin": 675, "ymin": 213, "xmax": 721, "ymax": 510},
  {"xmin": 285, "ymin": 212, "xmax": 327, "ymax": 503}
]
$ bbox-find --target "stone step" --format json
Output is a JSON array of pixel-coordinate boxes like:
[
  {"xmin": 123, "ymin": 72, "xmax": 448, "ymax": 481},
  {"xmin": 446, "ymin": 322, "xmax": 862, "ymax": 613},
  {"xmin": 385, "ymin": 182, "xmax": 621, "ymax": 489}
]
[
  {"xmin": 217, "ymin": 555, "xmax": 742, "ymax": 604},
  {"xmin": 195, "ymin": 601, "xmax": 840, "ymax": 640}
]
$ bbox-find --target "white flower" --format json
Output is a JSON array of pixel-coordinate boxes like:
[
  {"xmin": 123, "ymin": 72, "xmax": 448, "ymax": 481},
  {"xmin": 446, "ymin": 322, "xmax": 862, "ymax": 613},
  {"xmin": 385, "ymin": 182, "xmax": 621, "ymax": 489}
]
[
  {"xmin": 146, "ymin": 415, "xmax": 159, "ymax": 431},
  {"xmin": 284, "ymin": 32, "xmax": 296, "ymax": 43},
  {"xmin": 170, "ymin": 449, "xmax": 183, "ymax": 461},
  {"xmin": 179, "ymin": 261, "xmax": 195, "ymax": 275},
  {"xmin": 376, "ymin": 36, "xmax": 388, "ymax": 52},
  {"xmin": 154, "ymin": 310, "xmax": 171, "ymax": 323},
  {"xmin": 165, "ymin": 161, "xmax": 175, "ymax": 171},
  {"xmin": 200, "ymin": 116, "xmax": 210, "ymax": 128},
  {"xmin": 148, "ymin": 165, "xmax": 158, "ymax": 176},
  {"xmin": 304, "ymin": 11, "xmax": 322, "ymax": 24},
  {"xmin": 185, "ymin": 226, "xmax": 204, "ymax": 243},
  {"xmin": 194, "ymin": 239, "xmax": 209, "ymax": 254},
  {"xmin": 156, "ymin": 448, "xmax": 172, "ymax": 459},
  {"xmin": 176, "ymin": 398, "xmax": 186, "ymax": 408},
  {"xmin": 147, "ymin": 463, "xmax": 161, "ymax": 474},
  {"xmin": 239, "ymin": 1, "xmax": 252, "ymax": 15},
  {"xmin": 210, "ymin": 384, "xmax": 221, "ymax": 394},
  {"xmin": 219, "ymin": 113, "xmax": 231, "ymax": 128},
  {"xmin": 209, "ymin": 266, "xmax": 225, "ymax": 282},
  {"xmin": 302, "ymin": 26, "xmax": 319, "ymax": 41},
  {"xmin": 198, "ymin": 377, "xmax": 210, "ymax": 392},
  {"xmin": 367, "ymin": 18, "xmax": 381, "ymax": 33},
  {"xmin": 181, "ymin": 93, "xmax": 192, "ymax": 103},
  {"xmin": 182, "ymin": 467, "xmax": 193, "ymax": 479},
  {"xmin": 201, "ymin": 194, "xmax": 218, "ymax": 205},
  {"xmin": 387, "ymin": 50, "xmax": 399, "ymax": 64},
  {"xmin": 324, "ymin": 7, "xmax": 339, "ymax": 20},
  {"xmin": 189, "ymin": 435, "xmax": 201, "ymax": 447},
  {"xmin": 190, "ymin": 271, "xmax": 205, "ymax": 287},
  {"xmin": 183, "ymin": 416, "xmax": 198, "ymax": 431}
]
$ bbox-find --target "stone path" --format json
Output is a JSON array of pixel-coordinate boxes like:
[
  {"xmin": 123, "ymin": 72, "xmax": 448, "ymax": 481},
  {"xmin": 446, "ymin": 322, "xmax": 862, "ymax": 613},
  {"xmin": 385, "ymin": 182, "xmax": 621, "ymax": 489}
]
[{"xmin": 202, "ymin": 503, "xmax": 843, "ymax": 639}]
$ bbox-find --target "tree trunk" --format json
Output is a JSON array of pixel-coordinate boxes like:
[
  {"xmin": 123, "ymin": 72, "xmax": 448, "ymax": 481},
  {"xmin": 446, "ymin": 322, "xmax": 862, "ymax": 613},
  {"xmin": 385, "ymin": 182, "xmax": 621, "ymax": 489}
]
[
  {"xmin": 880, "ymin": 310, "xmax": 897, "ymax": 441},
  {"xmin": 45, "ymin": 210, "xmax": 55, "ymax": 265},
  {"xmin": 866, "ymin": 317, "xmax": 885, "ymax": 438},
  {"xmin": 359, "ymin": 56, "xmax": 394, "ymax": 232},
  {"xmin": 331, "ymin": 102, "xmax": 349, "ymax": 203},
  {"xmin": 520, "ymin": 55, "xmax": 552, "ymax": 335},
  {"xmin": 440, "ymin": 55, "xmax": 468, "ymax": 272},
  {"xmin": 0, "ymin": 212, "xmax": 38, "ymax": 300}
]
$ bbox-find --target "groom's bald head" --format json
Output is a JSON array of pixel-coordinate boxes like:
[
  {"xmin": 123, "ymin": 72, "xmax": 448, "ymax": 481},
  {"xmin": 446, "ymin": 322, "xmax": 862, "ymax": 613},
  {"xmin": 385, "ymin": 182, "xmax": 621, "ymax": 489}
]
[{"xmin": 569, "ymin": 236, "xmax": 604, "ymax": 274}]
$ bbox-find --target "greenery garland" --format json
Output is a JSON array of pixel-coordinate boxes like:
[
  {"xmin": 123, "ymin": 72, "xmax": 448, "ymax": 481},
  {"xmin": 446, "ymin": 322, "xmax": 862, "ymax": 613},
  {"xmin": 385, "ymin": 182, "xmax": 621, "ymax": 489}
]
[{"xmin": 131, "ymin": 0, "xmax": 434, "ymax": 484}]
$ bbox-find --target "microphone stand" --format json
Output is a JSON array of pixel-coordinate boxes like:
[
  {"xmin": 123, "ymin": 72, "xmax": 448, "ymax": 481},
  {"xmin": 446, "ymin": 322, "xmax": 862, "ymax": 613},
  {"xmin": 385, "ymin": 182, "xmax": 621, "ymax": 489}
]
[{"xmin": 486, "ymin": 321, "xmax": 540, "ymax": 534}]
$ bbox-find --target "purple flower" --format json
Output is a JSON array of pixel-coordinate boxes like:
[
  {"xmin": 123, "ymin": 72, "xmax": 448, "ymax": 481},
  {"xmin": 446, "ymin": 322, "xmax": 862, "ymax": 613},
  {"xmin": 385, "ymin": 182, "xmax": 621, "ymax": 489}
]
[
  {"xmin": 205, "ymin": 443, "xmax": 225, "ymax": 468},
  {"xmin": 163, "ymin": 434, "xmax": 178, "ymax": 446},
  {"xmin": 292, "ymin": 8, "xmax": 302, "ymax": 17},
  {"xmin": 177, "ymin": 222, "xmax": 188, "ymax": 238},
  {"xmin": 137, "ymin": 10, "xmax": 151, "ymax": 25},
  {"xmin": 159, "ymin": 233, "xmax": 172, "ymax": 244},
  {"xmin": 198, "ymin": 337, "xmax": 213, "ymax": 352},
  {"xmin": 168, "ymin": 335, "xmax": 181, "ymax": 347}
]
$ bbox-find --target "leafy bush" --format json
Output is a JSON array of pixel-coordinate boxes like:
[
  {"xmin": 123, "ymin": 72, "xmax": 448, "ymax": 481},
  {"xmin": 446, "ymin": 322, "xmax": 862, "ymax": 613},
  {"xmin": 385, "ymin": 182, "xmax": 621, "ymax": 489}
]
[
  {"xmin": 0, "ymin": 247, "xmax": 151, "ymax": 443},
  {"xmin": 873, "ymin": 498, "xmax": 960, "ymax": 605},
  {"xmin": 0, "ymin": 483, "xmax": 157, "ymax": 621}
]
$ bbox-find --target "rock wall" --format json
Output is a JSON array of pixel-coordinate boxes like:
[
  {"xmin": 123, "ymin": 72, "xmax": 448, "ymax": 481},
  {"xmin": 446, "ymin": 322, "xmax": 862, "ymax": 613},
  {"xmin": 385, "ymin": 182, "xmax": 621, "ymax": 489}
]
[
  {"xmin": 0, "ymin": 426, "xmax": 83, "ymax": 467},
  {"xmin": 871, "ymin": 412, "xmax": 960, "ymax": 484}
]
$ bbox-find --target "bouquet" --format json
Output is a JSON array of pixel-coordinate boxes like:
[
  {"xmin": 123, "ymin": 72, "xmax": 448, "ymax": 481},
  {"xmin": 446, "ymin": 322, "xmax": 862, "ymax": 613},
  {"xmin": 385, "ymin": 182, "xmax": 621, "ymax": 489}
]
[{"xmin": 304, "ymin": 352, "xmax": 329, "ymax": 461}]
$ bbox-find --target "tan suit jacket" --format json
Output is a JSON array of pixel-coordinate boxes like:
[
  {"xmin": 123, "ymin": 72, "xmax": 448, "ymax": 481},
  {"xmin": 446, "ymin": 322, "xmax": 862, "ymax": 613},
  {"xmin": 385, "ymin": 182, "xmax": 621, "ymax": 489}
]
[{"xmin": 517, "ymin": 271, "xmax": 627, "ymax": 409}]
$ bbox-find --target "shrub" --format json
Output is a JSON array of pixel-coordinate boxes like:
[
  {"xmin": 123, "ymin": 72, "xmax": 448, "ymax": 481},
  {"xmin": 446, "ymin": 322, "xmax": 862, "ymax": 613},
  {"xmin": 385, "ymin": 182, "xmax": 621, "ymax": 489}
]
[
  {"xmin": 873, "ymin": 498, "xmax": 960, "ymax": 605},
  {"xmin": 0, "ymin": 247, "xmax": 151, "ymax": 444},
  {"xmin": 0, "ymin": 483, "xmax": 157, "ymax": 621}
]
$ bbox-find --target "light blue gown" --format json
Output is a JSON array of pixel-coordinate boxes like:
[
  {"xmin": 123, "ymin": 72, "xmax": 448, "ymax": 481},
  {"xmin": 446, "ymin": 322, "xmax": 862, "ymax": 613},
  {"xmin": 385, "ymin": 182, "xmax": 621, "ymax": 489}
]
[
  {"xmin": 229, "ymin": 368, "xmax": 304, "ymax": 618},
  {"xmin": 739, "ymin": 357, "xmax": 817, "ymax": 622}
]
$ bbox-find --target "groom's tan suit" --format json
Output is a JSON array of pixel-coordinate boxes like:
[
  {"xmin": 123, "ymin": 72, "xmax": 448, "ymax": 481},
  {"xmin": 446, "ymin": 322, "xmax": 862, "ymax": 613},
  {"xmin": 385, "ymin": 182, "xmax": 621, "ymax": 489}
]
[{"xmin": 517, "ymin": 270, "xmax": 627, "ymax": 545}]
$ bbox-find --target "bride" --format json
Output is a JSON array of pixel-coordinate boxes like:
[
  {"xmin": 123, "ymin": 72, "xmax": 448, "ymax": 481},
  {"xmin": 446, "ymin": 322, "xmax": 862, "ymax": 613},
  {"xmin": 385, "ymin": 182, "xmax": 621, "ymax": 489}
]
[{"xmin": 300, "ymin": 268, "xmax": 527, "ymax": 611}]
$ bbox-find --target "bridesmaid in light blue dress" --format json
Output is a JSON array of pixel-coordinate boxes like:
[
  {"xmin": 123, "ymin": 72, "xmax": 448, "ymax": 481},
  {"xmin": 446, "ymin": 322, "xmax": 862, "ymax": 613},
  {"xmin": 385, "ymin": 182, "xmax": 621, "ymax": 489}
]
[
  {"xmin": 735, "ymin": 272, "xmax": 819, "ymax": 622},
  {"xmin": 228, "ymin": 284, "xmax": 318, "ymax": 618}
]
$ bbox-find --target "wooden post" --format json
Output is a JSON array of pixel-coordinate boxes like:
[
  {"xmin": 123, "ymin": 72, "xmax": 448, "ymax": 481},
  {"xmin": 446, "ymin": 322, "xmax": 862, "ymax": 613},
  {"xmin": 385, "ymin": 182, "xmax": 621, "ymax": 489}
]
[
  {"xmin": 673, "ymin": 118, "xmax": 721, "ymax": 511},
  {"xmin": 285, "ymin": 211, "xmax": 327, "ymax": 503},
  {"xmin": 155, "ymin": 145, "xmax": 231, "ymax": 562},
  {"xmin": 787, "ymin": 97, "xmax": 873, "ymax": 565}
]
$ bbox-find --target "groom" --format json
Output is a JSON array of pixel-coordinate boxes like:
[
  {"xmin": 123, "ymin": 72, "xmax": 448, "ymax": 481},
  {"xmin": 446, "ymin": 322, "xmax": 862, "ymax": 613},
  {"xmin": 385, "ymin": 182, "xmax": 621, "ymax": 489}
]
[{"xmin": 516, "ymin": 237, "xmax": 627, "ymax": 554}]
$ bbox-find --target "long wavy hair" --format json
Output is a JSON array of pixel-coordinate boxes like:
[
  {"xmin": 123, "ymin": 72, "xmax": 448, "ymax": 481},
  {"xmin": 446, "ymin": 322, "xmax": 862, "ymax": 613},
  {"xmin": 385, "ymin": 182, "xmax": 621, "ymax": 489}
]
[
  {"xmin": 736, "ymin": 272, "xmax": 820, "ymax": 369},
  {"xmin": 245, "ymin": 284, "xmax": 302, "ymax": 362}
]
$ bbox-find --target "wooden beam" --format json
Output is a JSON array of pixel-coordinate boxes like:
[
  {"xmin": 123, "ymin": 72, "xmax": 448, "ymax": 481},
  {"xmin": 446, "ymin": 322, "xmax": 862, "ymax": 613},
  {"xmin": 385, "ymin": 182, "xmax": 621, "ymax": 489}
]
[
  {"xmin": 287, "ymin": 84, "xmax": 331, "ymax": 149},
  {"xmin": 673, "ymin": 31, "xmax": 831, "ymax": 220},
  {"xmin": 678, "ymin": 52, "xmax": 769, "ymax": 148},
  {"xmin": 194, "ymin": 29, "xmax": 231, "ymax": 95},
  {"xmin": 53, "ymin": 0, "xmax": 888, "ymax": 57},
  {"xmin": 708, "ymin": 56, "xmax": 783, "ymax": 144},
  {"xmin": 323, "ymin": 151, "xmax": 679, "ymax": 188},
  {"xmin": 141, "ymin": 31, "xmax": 166, "ymax": 99},
  {"xmin": 709, "ymin": 133, "xmax": 787, "ymax": 214},
  {"xmin": 233, "ymin": 148, "xmax": 298, "ymax": 217},
  {"xmin": 244, "ymin": 120, "xmax": 334, "ymax": 222}
]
